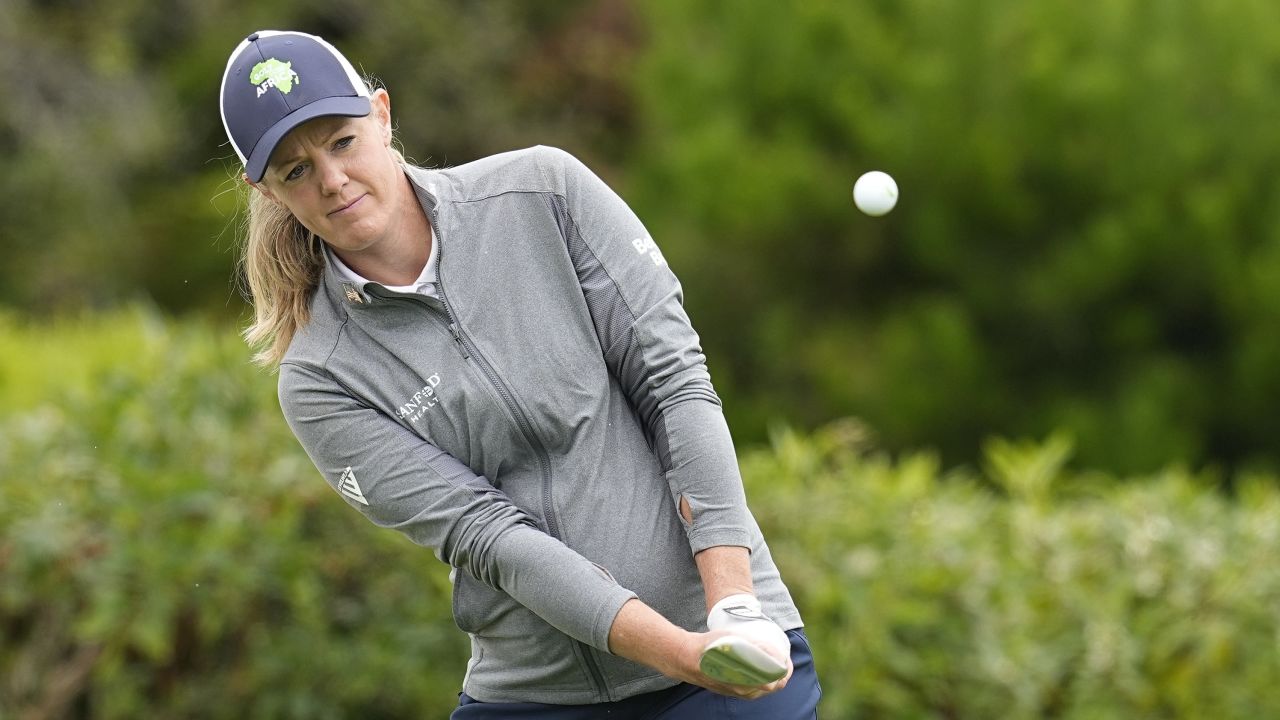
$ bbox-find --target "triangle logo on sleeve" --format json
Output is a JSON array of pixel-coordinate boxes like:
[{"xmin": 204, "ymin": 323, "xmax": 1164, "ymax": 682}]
[{"xmin": 339, "ymin": 467, "xmax": 369, "ymax": 505}]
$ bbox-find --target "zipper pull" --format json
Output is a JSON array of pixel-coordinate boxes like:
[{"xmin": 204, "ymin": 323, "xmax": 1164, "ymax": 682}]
[{"xmin": 449, "ymin": 323, "xmax": 470, "ymax": 359}]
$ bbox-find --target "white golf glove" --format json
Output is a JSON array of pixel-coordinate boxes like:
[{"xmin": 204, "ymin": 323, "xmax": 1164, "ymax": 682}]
[{"xmin": 700, "ymin": 593, "xmax": 791, "ymax": 685}]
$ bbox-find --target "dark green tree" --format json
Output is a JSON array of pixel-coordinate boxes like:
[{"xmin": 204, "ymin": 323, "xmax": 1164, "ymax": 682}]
[{"xmin": 626, "ymin": 0, "xmax": 1280, "ymax": 473}]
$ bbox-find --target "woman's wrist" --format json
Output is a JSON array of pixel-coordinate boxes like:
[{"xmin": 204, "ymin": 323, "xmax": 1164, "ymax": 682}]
[
  {"xmin": 694, "ymin": 545, "xmax": 754, "ymax": 613},
  {"xmin": 607, "ymin": 598, "xmax": 700, "ymax": 679}
]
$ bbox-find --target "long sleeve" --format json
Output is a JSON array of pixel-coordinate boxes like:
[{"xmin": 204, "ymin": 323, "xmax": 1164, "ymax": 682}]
[
  {"xmin": 278, "ymin": 362, "xmax": 636, "ymax": 650},
  {"xmin": 544, "ymin": 146, "xmax": 755, "ymax": 554}
]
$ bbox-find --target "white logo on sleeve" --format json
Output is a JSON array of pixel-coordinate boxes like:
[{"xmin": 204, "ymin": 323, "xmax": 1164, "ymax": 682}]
[
  {"xmin": 632, "ymin": 236, "xmax": 667, "ymax": 267},
  {"xmin": 338, "ymin": 467, "xmax": 369, "ymax": 505}
]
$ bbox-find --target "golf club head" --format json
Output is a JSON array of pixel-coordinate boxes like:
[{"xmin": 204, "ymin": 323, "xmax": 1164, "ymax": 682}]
[{"xmin": 699, "ymin": 634, "xmax": 788, "ymax": 686}]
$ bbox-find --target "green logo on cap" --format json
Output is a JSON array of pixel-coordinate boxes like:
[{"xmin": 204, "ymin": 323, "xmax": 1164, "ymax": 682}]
[{"xmin": 250, "ymin": 58, "xmax": 300, "ymax": 97}]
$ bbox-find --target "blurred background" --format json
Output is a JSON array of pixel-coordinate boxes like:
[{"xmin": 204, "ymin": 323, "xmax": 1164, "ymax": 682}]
[
  {"xmin": 4, "ymin": 0, "xmax": 1280, "ymax": 717},
  {"xmin": 4, "ymin": 0, "xmax": 1280, "ymax": 473}
]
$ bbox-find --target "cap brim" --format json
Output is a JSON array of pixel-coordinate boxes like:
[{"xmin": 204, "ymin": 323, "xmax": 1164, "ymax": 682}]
[{"xmin": 244, "ymin": 96, "xmax": 372, "ymax": 182}]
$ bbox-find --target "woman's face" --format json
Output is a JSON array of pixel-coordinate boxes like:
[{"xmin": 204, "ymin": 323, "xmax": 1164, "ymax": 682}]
[{"xmin": 248, "ymin": 89, "xmax": 407, "ymax": 255}]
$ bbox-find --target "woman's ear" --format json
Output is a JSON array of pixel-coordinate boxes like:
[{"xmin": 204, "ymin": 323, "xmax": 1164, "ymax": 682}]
[
  {"xmin": 244, "ymin": 173, "xmax": 281, "ymax": 204},
  {"xmin": 370, "ymin": 88, "xmax": 393, "ymax": 145}
]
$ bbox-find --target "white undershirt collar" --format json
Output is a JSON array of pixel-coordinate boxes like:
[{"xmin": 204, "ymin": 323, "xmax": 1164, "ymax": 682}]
[{"xmin": 326, "ymin": 226, "xmax": 438, "ymax": 298}]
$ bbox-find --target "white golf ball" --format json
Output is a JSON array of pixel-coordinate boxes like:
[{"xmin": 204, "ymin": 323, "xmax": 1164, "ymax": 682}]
[{"xmin": 853, "ymin": 171, "xmax": 898, "ymax": 216}]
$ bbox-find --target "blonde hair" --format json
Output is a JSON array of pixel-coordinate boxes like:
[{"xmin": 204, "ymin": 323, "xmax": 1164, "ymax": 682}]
[{"xmin": 238, "ymin": 188, "xmax": 326, "ymax": 367}]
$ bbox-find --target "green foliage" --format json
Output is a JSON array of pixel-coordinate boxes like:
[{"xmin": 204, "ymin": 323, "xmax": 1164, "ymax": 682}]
[
  {"xmin": 0, "ymin": 309, "xmax": 466, "ymax": 718},
  {"xmin": 627, "ymin": 0, "xmax": 1280, "ymax": 473},
  {"xmin": 4, "ymin": 312, "xmax": 1280, "ymax": 717},
  {"xmin": 748, "ymin": 420, "xmax": 1280, "ymax": 719}
]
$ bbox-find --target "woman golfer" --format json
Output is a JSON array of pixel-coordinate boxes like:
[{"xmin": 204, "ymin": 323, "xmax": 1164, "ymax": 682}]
[{"xmin": 220, "ymin": 30, "xmax": 820, "ymax": 719}]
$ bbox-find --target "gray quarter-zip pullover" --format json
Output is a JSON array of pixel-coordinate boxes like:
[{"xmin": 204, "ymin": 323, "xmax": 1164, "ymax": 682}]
[{"xmin": 277, "ymin": 145, "xmax": 802, "ymax": 704}]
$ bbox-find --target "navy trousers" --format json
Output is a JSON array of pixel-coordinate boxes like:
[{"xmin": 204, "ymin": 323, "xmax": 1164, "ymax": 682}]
[{"xmin": 450, "ymin": 629, "xmax": 821, "ymax": 719}]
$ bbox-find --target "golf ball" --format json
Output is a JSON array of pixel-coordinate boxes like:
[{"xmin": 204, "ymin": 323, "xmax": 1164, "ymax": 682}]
[{"xmin": 853, "ymin": 171, "xmax": 898, "ymax": 216}]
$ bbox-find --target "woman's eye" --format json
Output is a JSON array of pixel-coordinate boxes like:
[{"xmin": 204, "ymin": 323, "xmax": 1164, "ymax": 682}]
[
  {"xmin": 335, "ymin": 135, "xmax": 355, "ymax": 149},
  {"xmin": 285, "ymin": 164, "xmax": 306, "ymax": 181}
]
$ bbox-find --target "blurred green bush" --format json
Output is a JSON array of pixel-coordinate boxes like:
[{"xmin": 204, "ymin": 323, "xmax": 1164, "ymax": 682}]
[
  {"xmin": 0, "ymin": 309, "xmax": 466, "ymax": 718},
  {"xmin": 4, "ymin": 311, "xmax": 1279, "ymax": 718},
  {"xmin": 752, "ymin": 425, "xmax": 1280, "ymax": 718}
]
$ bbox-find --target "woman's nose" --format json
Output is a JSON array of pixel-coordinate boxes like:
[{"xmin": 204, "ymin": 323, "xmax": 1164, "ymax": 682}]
[{"xmin": 317, "ymin": 158, "xmax": 348, "ymax": 195}]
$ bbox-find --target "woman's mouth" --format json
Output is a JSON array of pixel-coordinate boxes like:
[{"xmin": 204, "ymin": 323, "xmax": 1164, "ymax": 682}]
[{"xmin": 329, "ymin": 194, "xmax": 367, "ymax": 216}]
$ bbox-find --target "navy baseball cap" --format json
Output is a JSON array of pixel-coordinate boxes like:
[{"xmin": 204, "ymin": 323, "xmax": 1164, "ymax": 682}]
[{"xmin": 220, "ymin": 30, "xmax": 371, "ymax": 182}]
